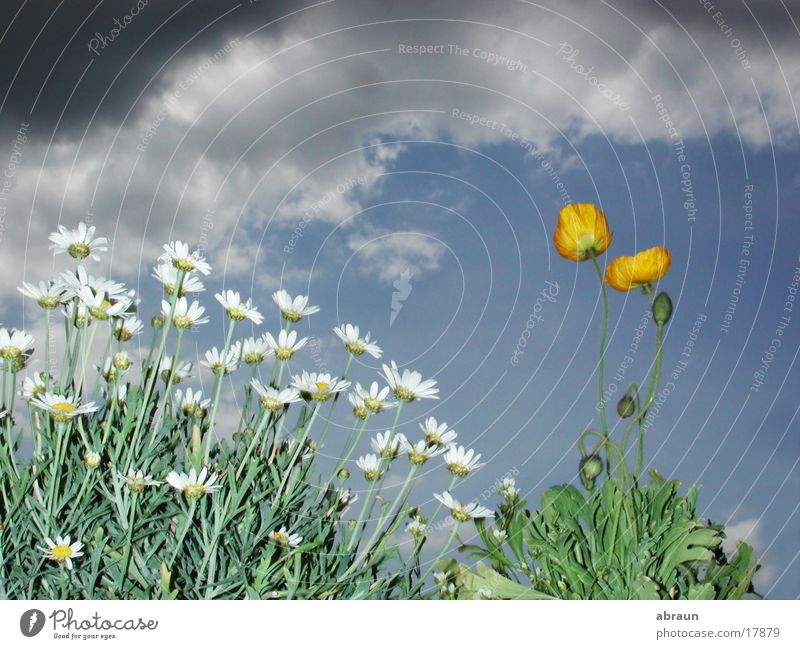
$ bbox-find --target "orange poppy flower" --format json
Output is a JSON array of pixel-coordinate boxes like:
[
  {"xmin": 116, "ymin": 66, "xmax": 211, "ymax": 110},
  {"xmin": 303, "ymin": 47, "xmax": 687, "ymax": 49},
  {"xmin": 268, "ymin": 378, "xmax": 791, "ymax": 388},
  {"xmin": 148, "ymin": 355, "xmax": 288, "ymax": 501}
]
[
  {"xmin": 604, "ymin": 246, "xmax": 671, "ymax": 292},
  {"xmin": 553, "ymin": 203, "xmax": 613, "ymax": 262}
]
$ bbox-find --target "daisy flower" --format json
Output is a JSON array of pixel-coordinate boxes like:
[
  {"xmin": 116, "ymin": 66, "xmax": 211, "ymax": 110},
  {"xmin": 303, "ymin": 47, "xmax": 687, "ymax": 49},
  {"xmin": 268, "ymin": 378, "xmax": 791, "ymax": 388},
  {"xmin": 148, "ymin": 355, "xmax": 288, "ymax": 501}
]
[
  {"xmin": 268, "ymin": 527, "xmax": 302, "ymax": 548},
  {"xmin": 380, "ymin": 361, "xmax": 439, "ymax": 402},
  {"xmin": 159, "ymin": 357, "xmax": 193, "ymax": 384},
  {"xmin": 152, "ymin": 264, "xmax": 205, "ymax": 296},
  {"xmin": 249, "ymin": 380, "xmax": 301, "ymax": 412},
  {"xmin": 83, "ymin": 450, "xmax": 101, "ymax": 469},
  {"xmin": 113, "ymin": 316, "xmax": 144, "ymax": 342},
  {"xmin": 434, "ymin": 491, "xmax": 494, "ymax": 522},
  {"xmin": 337, "ymin": 488, "xmax": 359, "ymax": 507},
  {"xmin": 166, "ymin": 467, "xmax": 221, "ymax": 499},
  {"xmin": 492, "ymin": 528, "xmax": 507, "ymax": 543},
  {"xmin": 406, "ymin": 516, "xmax": 427, "ymax": 539},
  {"xmin": 0, "ymin": 328, "xmax": 35, "ymax": 368},
  {"xmin": 49, "ymin": 222, "xmax": 108, "ymax": 261},
  {"xmin": 400, "ymin": 438, "xmax": 447, "ymax": 465},
  {"xmin": 31, "ymin": 393, "xmax": 98, "ymax": 423},
  {"xmin": 200, "ymin": 346, "xmax": 239, "ymax": 375},
  {"xmin": 241, "ymin": 336, "xmax": 270, "ymax": 366},
  {"xmin": 119, "ymin": 469, "xmax": 161, "ymax": 493},
  {"xmin": 160, "ymin": 241, "xmax": 212, "ymax": 275},
  {"xmin": 62, "ymin": 301, "xmax": 89, "ymax": 328},
  {"xmin": 20, "ymin": 373, "xmax": 47, "ymax": 401},
  {"xmin": 40, "ymin": 535, "xmax": 84, "ymax": 569},
  {"xmin": 215, "ymin": 290, "xmax": 263, "ymax": 324},
  {"xmin": 272, "ymin": 289, "xmax": 319, "ymax": 323},
  {"xmin": 356, "ymin": 454, "xmax": 382, "ymax": 481},
  {"xmin": 291, "ymin": 371, "xmax": 350, "ymax": 402},
  {"xmin": 264, "ymin": 329, "xmax": 308, "ymax": 361},
  {"xmin": 78, "ymin": 286, "xmax": 132, "ymax": 321},
  {"xmin": 174, "ymin": 387, "xmax": 210, "ymax": 418},
  {"xmin": 354, "ymin": 381, "xmax": 396, "ymax": 414},
  {"xmin": 443, "ymin": 445, "xmax": 484, "ymax": 477},
  {"xmin": 163, "ymin": 297, "xmax": 208, "ymax": 329},
  {"xmin": 348, "ymin": 393, "xmax": 369, "ymax": 420},
  {"xmin": 420, "ymin": 417, "xmax": 457, "ymax": 447},
  {"xmin": 58, "ymin": 266, "xmax": 127, "ymax": 302},
  {"xmin": 18, "ymin": 281, "xmax": 63, "ymax": 309},
  {"xmin": 498, "ymin": 477, "xmax": 520, "ymax": 500},
  {"xmin": 333, "ymin": 324, "xmax": 382, "ymax": 358},
  {"xmin": 371, "ymin": 431, "xmax": 406, "ymax": 460}
]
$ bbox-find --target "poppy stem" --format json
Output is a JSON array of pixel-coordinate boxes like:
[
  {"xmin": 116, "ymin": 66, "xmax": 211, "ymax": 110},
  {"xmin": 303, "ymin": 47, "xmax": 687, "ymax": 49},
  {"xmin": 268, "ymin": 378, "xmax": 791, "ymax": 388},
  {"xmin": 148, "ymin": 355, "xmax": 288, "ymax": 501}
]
[{"xmin": 590, "ymin": 256, "xmax": 610, "ymax": 440}]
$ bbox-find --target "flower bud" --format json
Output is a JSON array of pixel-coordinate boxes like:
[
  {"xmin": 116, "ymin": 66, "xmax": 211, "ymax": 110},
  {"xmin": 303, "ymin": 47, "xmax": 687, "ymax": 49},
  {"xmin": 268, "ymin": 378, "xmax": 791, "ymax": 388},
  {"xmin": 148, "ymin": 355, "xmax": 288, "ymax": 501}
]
[
  {"xmin": 617, "ymin": 395, "xmax": 636, "ymax": 418},
  {"xmin": 580, "ymin": 455, "xmax": 603, "ymax": 480},
  {"xmin": 83, "ymin": 450, "xmax": 101, "ymax": 469},
  {"xmin": 113, "ymin": 352, "xmax": 130, "ymax": 371},
  {"xmin": 337, "ymin": 468, "xmax": 350, "ymax": 480},
  {"xmin": 151, "ymin": 314, "xmax": 165, "ymax": 328},
  {"xmin": 652, "ymin": 291, "xmax": 673, "ymax": 326}
]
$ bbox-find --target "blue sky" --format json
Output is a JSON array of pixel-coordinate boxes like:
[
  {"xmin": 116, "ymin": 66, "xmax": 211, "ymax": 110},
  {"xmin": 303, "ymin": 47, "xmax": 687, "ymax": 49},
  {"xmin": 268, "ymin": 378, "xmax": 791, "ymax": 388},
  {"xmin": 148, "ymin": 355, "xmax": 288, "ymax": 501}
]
[{"xmin": 0, "ymin": 0, "xmax": 798, "ymax": 597}]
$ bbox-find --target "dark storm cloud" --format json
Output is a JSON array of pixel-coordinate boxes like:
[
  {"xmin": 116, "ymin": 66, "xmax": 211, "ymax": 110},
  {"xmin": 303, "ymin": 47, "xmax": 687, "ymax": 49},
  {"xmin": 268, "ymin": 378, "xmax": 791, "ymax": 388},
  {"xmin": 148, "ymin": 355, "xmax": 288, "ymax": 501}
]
[{"xmin": 0, "ymin": 0, "xmax": 299, "ymax": 133}]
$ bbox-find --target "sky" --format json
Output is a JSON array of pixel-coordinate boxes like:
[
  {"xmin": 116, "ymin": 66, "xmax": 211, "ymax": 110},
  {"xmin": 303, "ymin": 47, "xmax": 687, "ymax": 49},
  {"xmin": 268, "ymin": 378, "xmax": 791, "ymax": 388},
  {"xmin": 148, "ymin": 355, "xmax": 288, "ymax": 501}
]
[{"xmin": 0, "ymin": 0, "xmax": 798, "ymax": 598}]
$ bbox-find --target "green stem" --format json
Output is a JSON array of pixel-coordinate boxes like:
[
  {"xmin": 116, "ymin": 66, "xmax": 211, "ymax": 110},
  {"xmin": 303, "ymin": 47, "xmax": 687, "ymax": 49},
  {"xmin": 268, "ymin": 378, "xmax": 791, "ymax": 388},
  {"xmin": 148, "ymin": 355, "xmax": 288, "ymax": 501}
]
[
  {"xmin": 591, "ymin": 255, "xmax": 609, "ymax": 438},
  {"xmin": 203, "ymin": 320, "xmax": 237, "ymax": 461},
  {"xmin": 634, "ymin": 323, "xmax": 663, "ymax": 479},
  {"xmin": 168, "ymin": 500, "xmax": 197, "ymax": 569}
]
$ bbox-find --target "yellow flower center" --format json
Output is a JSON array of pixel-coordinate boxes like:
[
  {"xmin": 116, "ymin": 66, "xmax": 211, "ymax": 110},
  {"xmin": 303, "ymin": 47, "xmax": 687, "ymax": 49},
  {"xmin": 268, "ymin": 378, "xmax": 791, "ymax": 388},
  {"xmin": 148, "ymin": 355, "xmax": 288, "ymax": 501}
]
[
  {"xmin": 344, "ymin": 341, "xmax": 365, "ymax": 355},
  {"xmin": 452, "ymin": 508, "xmax": 471, "ymax": 522},
  {"xmin": 226, "ymin": 307, "xmax": 247, "ymax": 321},
  {"xmin": 173, "ymin": 258, "xmax": 196, "ymax": 272},
  {"xmin": 51, "ymin": 544, "xmax": 73, "ymax": 559},
  {"xmin": 364, "ymin": 397, "xmax": 383, "ymax": 412},
  {"xmin": 282, "ymin": 309, "xmax": 301, "ymax": 323},
  {"xmin": 315, "ymin": 381, "xmax": 330, "ymax": 392},
  {"xmin": 52, "ymin": 402, "xmax": 76, "ymax": 413},
  {"xmin": 275, "ymin": 347, "xmax": 294, "ymax": 361},
  {"xmin": 448, "ymin": 462, "xmax": 469, "ymax": 478},
  {"xmin": 394, "ymin": 386, "xmax": 416, "ymax": 402},
  {"xmin": 183, "ymin": 483, "xmax": 206, "ymax": 499},
  {"xmin": 173, "ymin": 315, "xmax": 193, "ymax": 329},
  {"xmin": 273, "ymin": 532, "xmax": 288, "ymax": 543},
  {"xmin": 67, "ymin": 242, "xmax": 90, "ymax": 259}
]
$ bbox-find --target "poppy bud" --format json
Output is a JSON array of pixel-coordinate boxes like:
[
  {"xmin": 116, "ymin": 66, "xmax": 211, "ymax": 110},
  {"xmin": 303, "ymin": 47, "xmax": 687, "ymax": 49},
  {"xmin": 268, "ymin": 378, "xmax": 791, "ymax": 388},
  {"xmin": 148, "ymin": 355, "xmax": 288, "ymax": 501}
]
[
  {"xmin": 652, "ymin": 291, "xmax": 673, "ymax": 326},
  {"xmin": 617, "ymin": 395, "xmax": 636, "ymax": 418},
  {"xmin": 580, "ymin": 455, "xmax": 603, "ymax": 481}
]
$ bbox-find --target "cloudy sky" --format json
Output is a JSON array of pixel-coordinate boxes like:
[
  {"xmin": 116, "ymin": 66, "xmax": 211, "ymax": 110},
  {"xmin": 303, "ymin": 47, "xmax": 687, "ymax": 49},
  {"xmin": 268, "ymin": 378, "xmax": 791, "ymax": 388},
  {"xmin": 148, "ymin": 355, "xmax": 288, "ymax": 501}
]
[{"xmin": 0, "ymin": 0, "xmax": 798, "ymax": 598}]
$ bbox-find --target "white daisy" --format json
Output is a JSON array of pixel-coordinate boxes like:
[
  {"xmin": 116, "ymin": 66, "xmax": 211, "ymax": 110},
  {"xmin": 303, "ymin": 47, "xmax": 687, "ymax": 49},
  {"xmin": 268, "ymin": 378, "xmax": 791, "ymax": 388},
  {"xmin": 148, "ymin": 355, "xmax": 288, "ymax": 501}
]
[
  {"xmin": 83, "ymin": 450, "xmax": 101, "ymax": 469},
  {"xmin": 347, "ymin": 393, "xmax": 370, "ymax": 420},
  {"xmin": 58, "ymin": 266, "xmax": 127, "ymax": 302},
  {"xmin": 498, "ymin": 477, "xmax": 520, "ymax": 500},
  {"xmin": 380, "ymin": 361, "xmax": 439, "ymax": 402},
  {"xmin": 337, "ymin": 488, "xmax": 359, "ymax": 507},
  {"xmin": 31, "ymin": 393, "xmax": 98, "ymax": 423},
  {"xmin": 159, "ymin": 357, "xmax": 193, "ymax": 384},
  {"xmin": 249, "ymin": 380, "xmax": 301, "ymax": 412},
  {"xmin": 163, "ymin": 297, "xmax": 208, "ymax": 329},
  {"xmin": 200, "ymin": 346, "xmax": 239, "ymax": 375},
  {"xmin": 356, "ymin": 454, "xmax": 382, "ymax": 481},
  {"xmin": 443, "ymin": 445, "xmax": 484, "ymax": 478},
  {"xmin": 370, "ymin": 431, "xmax": 407, "ymax": 459},
  {"xmin": 241, "ymin": 336, "xmax": 270, "ymax": 366},
  {"xmin": 18, "ymin": 281, "xmax": 63, "ymax": 309},
  {"xmin": 49, "ymin": 222, "xmax": 108, "ymax": 261},
  {"xmin": 78, "ymin": 286, "xmax": 132, "ymax": 321},
  {"xmin": 353, "ymin": 381, "xmax": 397, "ymax": 414},
  {"xmin": 173, "ymin": 387, "xmax": 210, "ymax": 418},
  {"xmin": 406, "ymin": 516, "xmax": 427, "ymax": 538},
  {"xmin": 160, "ymin": 241, "xmax": 212, "ymax": 275},
  {"xmin": 20, "ymin": 373, "xmax": 47, "ymax": 401},
  {"xmin": 420, "ymin": 417, "xmax": 457, "ymax": 447},
  {"xmin": 62, "ymin": 301, "xmax": 89, "ymax": 328},
  {"xmin": 264, "ymin": 329, "xmax": 307, "ymax": 361},
  {"xmin": 268, "ymin": 527, "xmax": 302, "ymax": 548},
  {"xmin": 119, "ymin": 469, "xmax": 161, "ymax": 492},
  {"xmin": 272, "ymin": 289, "xmax": 319, "ymax": 323},
  {"xmin": 113, "ymin": 316, "xmax": 144, "ymax": 342},
  {"xmin": 434, "ymin": 491, "xmax": 494, "ymax": 522},
  {"xmin": 152, "ymin": 264, "xmax": 205, "ymax": 296},
  {"xmin": 291, "ymin": 371, "xmax": 350, "ymax": 402},
  {"xmin": 399, "ymin": 438, "xmax": 447, "ymax": 465},
  {"xmin": 40, "ymin": 535, "xmax": 85, "ymax": 569},
  {"xmin": 215, "ymin": 290, "xmax": 263, "ymax": 324},
  {"xmin": 0, "ymin": 328, "xmax": 35, "ymax": 368},
  {"xmin": 333, "ymin": 324, "xmax": 382, "ymax": 358},
  {"xmin": 166, "ymin": 467, "xmax": 221, "ymax": 499}
]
